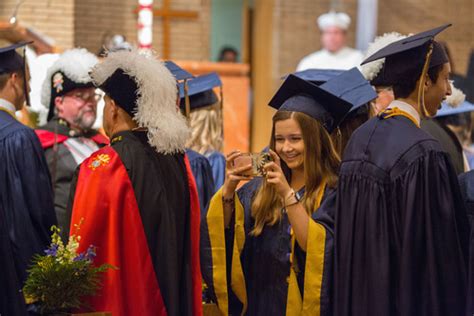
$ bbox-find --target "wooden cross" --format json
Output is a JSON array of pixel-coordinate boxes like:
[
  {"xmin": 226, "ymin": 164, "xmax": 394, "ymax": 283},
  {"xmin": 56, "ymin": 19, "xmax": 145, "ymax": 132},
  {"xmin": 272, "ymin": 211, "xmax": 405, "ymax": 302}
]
[{"xmin": 136, "ymin": 0, "xmax": 199, "ymax": 59}]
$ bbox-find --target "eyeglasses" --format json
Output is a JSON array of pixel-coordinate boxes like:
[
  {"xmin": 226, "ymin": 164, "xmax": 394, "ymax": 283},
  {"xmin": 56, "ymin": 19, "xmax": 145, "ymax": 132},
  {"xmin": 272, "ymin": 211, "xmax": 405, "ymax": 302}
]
[{"xmin": 65, "ymin": 91, "xmax": 101, "ymax": 102}]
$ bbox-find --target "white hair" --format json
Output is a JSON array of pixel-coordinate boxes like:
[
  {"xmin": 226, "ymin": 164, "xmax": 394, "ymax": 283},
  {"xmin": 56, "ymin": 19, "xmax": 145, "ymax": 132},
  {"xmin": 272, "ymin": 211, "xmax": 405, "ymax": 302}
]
[
  {"xmin": 90, "ymin": 49, "xmax": 190, "ymax": 154},
  {"xmin": 41, "ymin": 48, "xmax": 98, "ymax": 109}
]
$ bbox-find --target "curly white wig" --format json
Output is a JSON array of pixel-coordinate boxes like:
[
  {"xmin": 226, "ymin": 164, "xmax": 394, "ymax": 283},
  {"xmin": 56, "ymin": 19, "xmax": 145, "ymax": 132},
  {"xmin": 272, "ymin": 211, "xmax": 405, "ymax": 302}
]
[
  {"xmin": 90, "ymin": 49, "xmax": 190, "ymax": 154},
  {"xmin": 359, "ymin": 32, "xmax": 408, "ymax": 82},
  {"xmin": 41, "ymin": 48, "xmax": 98, "ymax": 109}
]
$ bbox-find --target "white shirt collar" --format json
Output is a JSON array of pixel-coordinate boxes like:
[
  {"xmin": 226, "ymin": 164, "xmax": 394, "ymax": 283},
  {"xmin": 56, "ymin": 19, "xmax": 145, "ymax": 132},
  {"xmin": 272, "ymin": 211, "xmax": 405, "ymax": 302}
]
[
  {"xmin": 387, "ymin": 100, "xmax": 421, "ymax": 126},
  {"xmin": 0, "ymin": 99, "xmax": 16, "ymax": 114}
]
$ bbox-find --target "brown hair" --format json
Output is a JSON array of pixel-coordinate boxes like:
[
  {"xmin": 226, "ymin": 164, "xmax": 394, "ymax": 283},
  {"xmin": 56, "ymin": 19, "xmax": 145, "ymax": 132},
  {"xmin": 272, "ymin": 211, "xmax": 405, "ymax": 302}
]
[
  {"xmin": 0, "ymin": 70, "xmax": 23, "ymax": 91},
  {"xmin": 331, "ymin": 110, "xmax": 369, "ymax": 156},
  {"xmin": 250, "ymin": 111, "xmax": 340, "ymax": 236}
]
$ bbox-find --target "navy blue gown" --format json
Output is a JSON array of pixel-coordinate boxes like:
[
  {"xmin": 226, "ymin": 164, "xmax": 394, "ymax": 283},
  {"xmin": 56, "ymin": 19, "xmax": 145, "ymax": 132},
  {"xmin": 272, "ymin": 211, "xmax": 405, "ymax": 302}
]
[
  {"xmin": 458, "ymin": 170, "xmax": 474, "ymax": 314},
  {"xmin": 335, "ymin": 114, "xmax": 469, "ymax": 316},
  {"xmin": 186, "ymin": 149, "xmax": 215, "ymax": 214},
  {"xmin": 0, "ymin": 203, "xmax": 27, "ymax": 315},
  {"xmin": 0, "ymin": 110, "xmax": 57, "ymax": 290},
  {"xmin": 206, "ymin": 151, "xmax": 226, "ymax": 192}
]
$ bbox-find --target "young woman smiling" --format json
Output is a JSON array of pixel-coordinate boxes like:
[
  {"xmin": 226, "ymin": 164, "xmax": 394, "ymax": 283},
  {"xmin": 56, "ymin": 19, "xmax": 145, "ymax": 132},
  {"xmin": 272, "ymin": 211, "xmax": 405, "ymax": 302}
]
[{"xmin": 201, "ymin": 74, "xmax": 353, "ymax": 316}]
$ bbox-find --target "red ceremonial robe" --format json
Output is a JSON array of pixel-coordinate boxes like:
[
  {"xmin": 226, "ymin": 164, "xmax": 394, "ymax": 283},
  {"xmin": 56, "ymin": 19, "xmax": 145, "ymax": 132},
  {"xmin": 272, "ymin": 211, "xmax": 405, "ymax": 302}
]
[{"xmin": 68, "ymin": 131, "xmax": 202, "ymax": 316}]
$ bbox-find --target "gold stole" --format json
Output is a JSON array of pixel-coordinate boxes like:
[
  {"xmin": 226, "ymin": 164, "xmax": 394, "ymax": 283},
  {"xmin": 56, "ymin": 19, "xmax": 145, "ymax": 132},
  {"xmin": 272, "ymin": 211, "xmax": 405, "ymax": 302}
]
[{"xmin": 206, "ymin": 184, "xmax": 329, "ymax": 316}]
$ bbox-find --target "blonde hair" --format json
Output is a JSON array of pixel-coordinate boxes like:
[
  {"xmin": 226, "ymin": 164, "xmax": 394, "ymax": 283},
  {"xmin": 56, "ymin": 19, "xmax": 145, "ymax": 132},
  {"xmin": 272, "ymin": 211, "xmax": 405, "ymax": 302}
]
[
  {"xmin": 250, "ymin": 111, "xmax": 340, "ymax": 236},
  {"xmin": 186, "ymin": 102, "xmax": 223, "ymax": 154}
]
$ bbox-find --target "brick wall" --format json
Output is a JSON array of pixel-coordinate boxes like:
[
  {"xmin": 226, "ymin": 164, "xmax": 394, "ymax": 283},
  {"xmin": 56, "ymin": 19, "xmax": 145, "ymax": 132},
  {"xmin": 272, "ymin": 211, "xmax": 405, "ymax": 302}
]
[
  {"xmin": 0, "ymin": 0, "xmax": 471, "ymax": 73},
  {"xmin": 74, "ymin": 0, "xmax": 211, "ymax": 60},
  {"xmin": 0, "ymin": 0, "xmax": 211, "ymax": 60},
  {"xmin": 273, "ymin": 0, "xmax": 473, "ymax": 83},
  {"xmin": 74, "ymin": 0, "xmax": 137, "ymax": 55},
  {"xmin": 273, "ymin": 0, "xmax": 358, "ymax": 87},
  {"xmin": 377, "ymin": 0, "xmax": 474, "ymax": 75},
  {"xmin": 0, "ymin": 0, "xmax": 75, "ymax": 48}
]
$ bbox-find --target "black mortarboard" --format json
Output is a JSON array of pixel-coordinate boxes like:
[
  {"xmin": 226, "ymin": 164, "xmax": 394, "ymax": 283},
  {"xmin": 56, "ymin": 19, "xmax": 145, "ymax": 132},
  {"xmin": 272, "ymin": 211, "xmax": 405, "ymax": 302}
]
[
  {"xmin": 321, "ymin": 68, "xmax": 377, "ymax": 113},
  {"xmin": 164, "ymin": 61, "xmax": 194, "ymax": 81},
  {"xmin": 361, "ymin": 24, "xmax": 451, "ymax": 86},
  {"xmin": 98, "ymin": 68, "xmax": 139, "ymax": 117},
  {"xmin": 0, "ymin": 41, "xmax": 32, "ymax": 106},
  {"xmin": 268, "ymin": 74, "xmax": 352, "ymax": 133},
  {"xmin": 0, "ymin": 41, "xmax": 29, "ymax": 74},
  {"xmin": 284, "ymin": 69, "xmax": 343, "ymax": 85},
  {"xmin": 178, "ymin": 72, "xmax": 222, "ymax": 110}
]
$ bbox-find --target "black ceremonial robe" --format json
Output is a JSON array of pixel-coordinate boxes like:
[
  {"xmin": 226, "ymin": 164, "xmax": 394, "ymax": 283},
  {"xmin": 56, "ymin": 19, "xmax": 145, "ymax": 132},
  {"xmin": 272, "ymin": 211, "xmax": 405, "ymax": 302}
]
[
  {"xmin": 67, "ymin": 130, "xmax": 202, "ymax": 316},
  {"xmin": 334, "ymin": 114, "xmax": 469, "ymax": 316},
  {"xmin": 458, "ymin": 170, "xmax": 474, "ymax": 314}
]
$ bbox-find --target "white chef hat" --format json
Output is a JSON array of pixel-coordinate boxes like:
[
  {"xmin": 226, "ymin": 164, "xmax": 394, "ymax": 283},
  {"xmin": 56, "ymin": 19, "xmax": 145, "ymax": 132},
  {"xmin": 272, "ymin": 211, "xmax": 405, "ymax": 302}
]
[{"xmin": 317, "ymin": 11, "xmax": 351, "ymax": 31}]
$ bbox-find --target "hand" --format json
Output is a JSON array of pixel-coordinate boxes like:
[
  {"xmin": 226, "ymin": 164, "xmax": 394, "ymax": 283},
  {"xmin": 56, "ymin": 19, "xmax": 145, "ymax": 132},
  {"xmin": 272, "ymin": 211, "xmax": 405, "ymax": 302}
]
[
  {"xmin": 264, "ymin": 150, "xmax": 292, "ymax": 199},
  {"xmin": 222, "ymin": 150, "xmax": 253, "ymax": 198}
]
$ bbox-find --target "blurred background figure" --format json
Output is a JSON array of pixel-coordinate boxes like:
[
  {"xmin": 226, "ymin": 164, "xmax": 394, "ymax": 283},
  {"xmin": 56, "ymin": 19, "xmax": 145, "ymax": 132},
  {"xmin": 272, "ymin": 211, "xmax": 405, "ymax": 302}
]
[
  {"xmin": 98, "ymin": 34, "xmax": 132, "ymax": 56},
  {"xmin": 218, "ymin": 46, "xmax": 239, "ymax": 62},
  {"xmin": 297, "ymin": 11, "xmax": 363, "ymax": 71}
]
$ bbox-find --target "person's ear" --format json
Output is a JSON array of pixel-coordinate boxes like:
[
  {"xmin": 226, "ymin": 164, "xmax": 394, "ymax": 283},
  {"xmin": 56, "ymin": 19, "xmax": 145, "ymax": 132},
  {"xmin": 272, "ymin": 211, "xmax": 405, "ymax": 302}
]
[
  {"xmin": 109, "ymin": 98, "xmax": 119, "ymax": 118},
  {"xmin": 424, "ymin": 73, "xmax": 433, "ymax": 92},
  {"xmin": 54, "ymin": 96, "xmax": 64, "ymax": 114}
]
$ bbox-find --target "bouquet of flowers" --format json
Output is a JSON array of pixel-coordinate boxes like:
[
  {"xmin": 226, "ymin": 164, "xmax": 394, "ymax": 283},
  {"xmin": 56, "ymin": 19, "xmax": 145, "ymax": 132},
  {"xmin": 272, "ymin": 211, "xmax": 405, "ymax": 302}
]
[{"xmin": 23, "ymin": 222, "xmax": 114, "ymax": 314}]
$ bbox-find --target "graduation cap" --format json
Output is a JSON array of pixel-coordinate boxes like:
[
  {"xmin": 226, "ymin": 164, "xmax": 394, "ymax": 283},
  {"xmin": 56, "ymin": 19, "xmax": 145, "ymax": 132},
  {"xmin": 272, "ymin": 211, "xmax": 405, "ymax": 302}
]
[
  {"xmin": 283, "ymin": 69, "xmax": 343, "ymax": 85},
  {"xmin": 163, "ymin": 61, "xmax": 194, "ymax": 81},
  {"xmin": 435, "ymin": 100, "xmax": 474, "ymax": 118},
  {"xmin": 319, "ymin": 67, "xmax": 377, "ymax": 113},
  {"xmin": 164, "ymin": 60, "xmax": 195, "ymax": 116},
  {"xmin": 178, "ymin": 72, "xmax": 222, "ymax": 111},
  {"xmin": 361, "ymin": 24, "xmax": 450, "ymax": 84},
  {"xmin": 0, "ymin": 41, "xmax": 32, "ymax": 106},
  {"xmin": 269, "ymin": 74, "xmax": 352, "ymax": 133},
  {"xmin": 361, "ymin": 24, "xmax": 451, "ymax": 117}
]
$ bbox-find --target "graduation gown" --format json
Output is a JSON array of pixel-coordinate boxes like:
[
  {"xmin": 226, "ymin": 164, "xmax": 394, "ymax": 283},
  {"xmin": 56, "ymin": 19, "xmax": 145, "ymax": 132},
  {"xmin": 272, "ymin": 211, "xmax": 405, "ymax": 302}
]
[
  {"xmin": 67, "ymin": 130, "xmax": 202, "ymax": 316},
  {"xmin": 458, "ymin": 170, "xmax": 474, "ymax": 314},
  {"xmin": 0, "ymin": 110, "xmax": 57, "ymax": 289},
  {"xmin": 421, "ymin": 119, "xmax": 465, "ymax": 174},
  {"xmin": 335, "ymin": 114, "xmax": 470, "ymax": 316},
  {"xmin": 0, "ymin": 204, "xmax": 28, "ymax": 316},
  {"xmin": 201, "ymin": 178, "xmax": 334, "ymax": 315},
  {"xmin": 186, "ymin": 148, "xmax": 215, "ymax": 214},
  {"xmin": 36, "ymin": 119, "xmax": 108, "ymax": 238},
  {"xmin": 206, "ymin": 151, "xmax": 226, "ymax": 192}
]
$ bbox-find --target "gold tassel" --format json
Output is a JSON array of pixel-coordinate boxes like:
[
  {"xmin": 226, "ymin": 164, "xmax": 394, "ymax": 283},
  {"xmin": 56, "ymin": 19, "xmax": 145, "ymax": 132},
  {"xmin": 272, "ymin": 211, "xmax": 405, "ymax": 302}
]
[
  {"xmin": 184, "ymin": 79, "xmax": 191, "ymax": 119},
  {"xmin": 417, "ymin": 43, "xmax": 434, "ymax": 118}
]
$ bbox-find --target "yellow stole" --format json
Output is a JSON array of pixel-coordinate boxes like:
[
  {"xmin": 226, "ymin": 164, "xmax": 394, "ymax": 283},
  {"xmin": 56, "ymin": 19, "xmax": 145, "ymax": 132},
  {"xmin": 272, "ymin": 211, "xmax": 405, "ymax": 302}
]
[
  {"xmin": 379, "ymin": 107, "xmax": 420, "ymax": 128},
  {"xmin": 206, "ymin": 184, "xmax": 329, "ymax": 315},
  {"xmin": 206, "ymin": 188, "xmax": 247, "ymax": 315},
  {"xmin": 286, "ymin": 183, "xmax": 327, "ymax": 316},
  {"xmin": 0, "ymin": 108, "xmax": 17, "ymax": 120}
]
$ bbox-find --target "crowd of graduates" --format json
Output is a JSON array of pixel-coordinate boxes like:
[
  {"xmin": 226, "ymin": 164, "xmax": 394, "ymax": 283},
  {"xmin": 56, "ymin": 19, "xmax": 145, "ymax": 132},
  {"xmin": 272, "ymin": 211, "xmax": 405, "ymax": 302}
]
[{"xmin": 0, "ymin": 20, "xmax": 473, "ymax": 316}]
